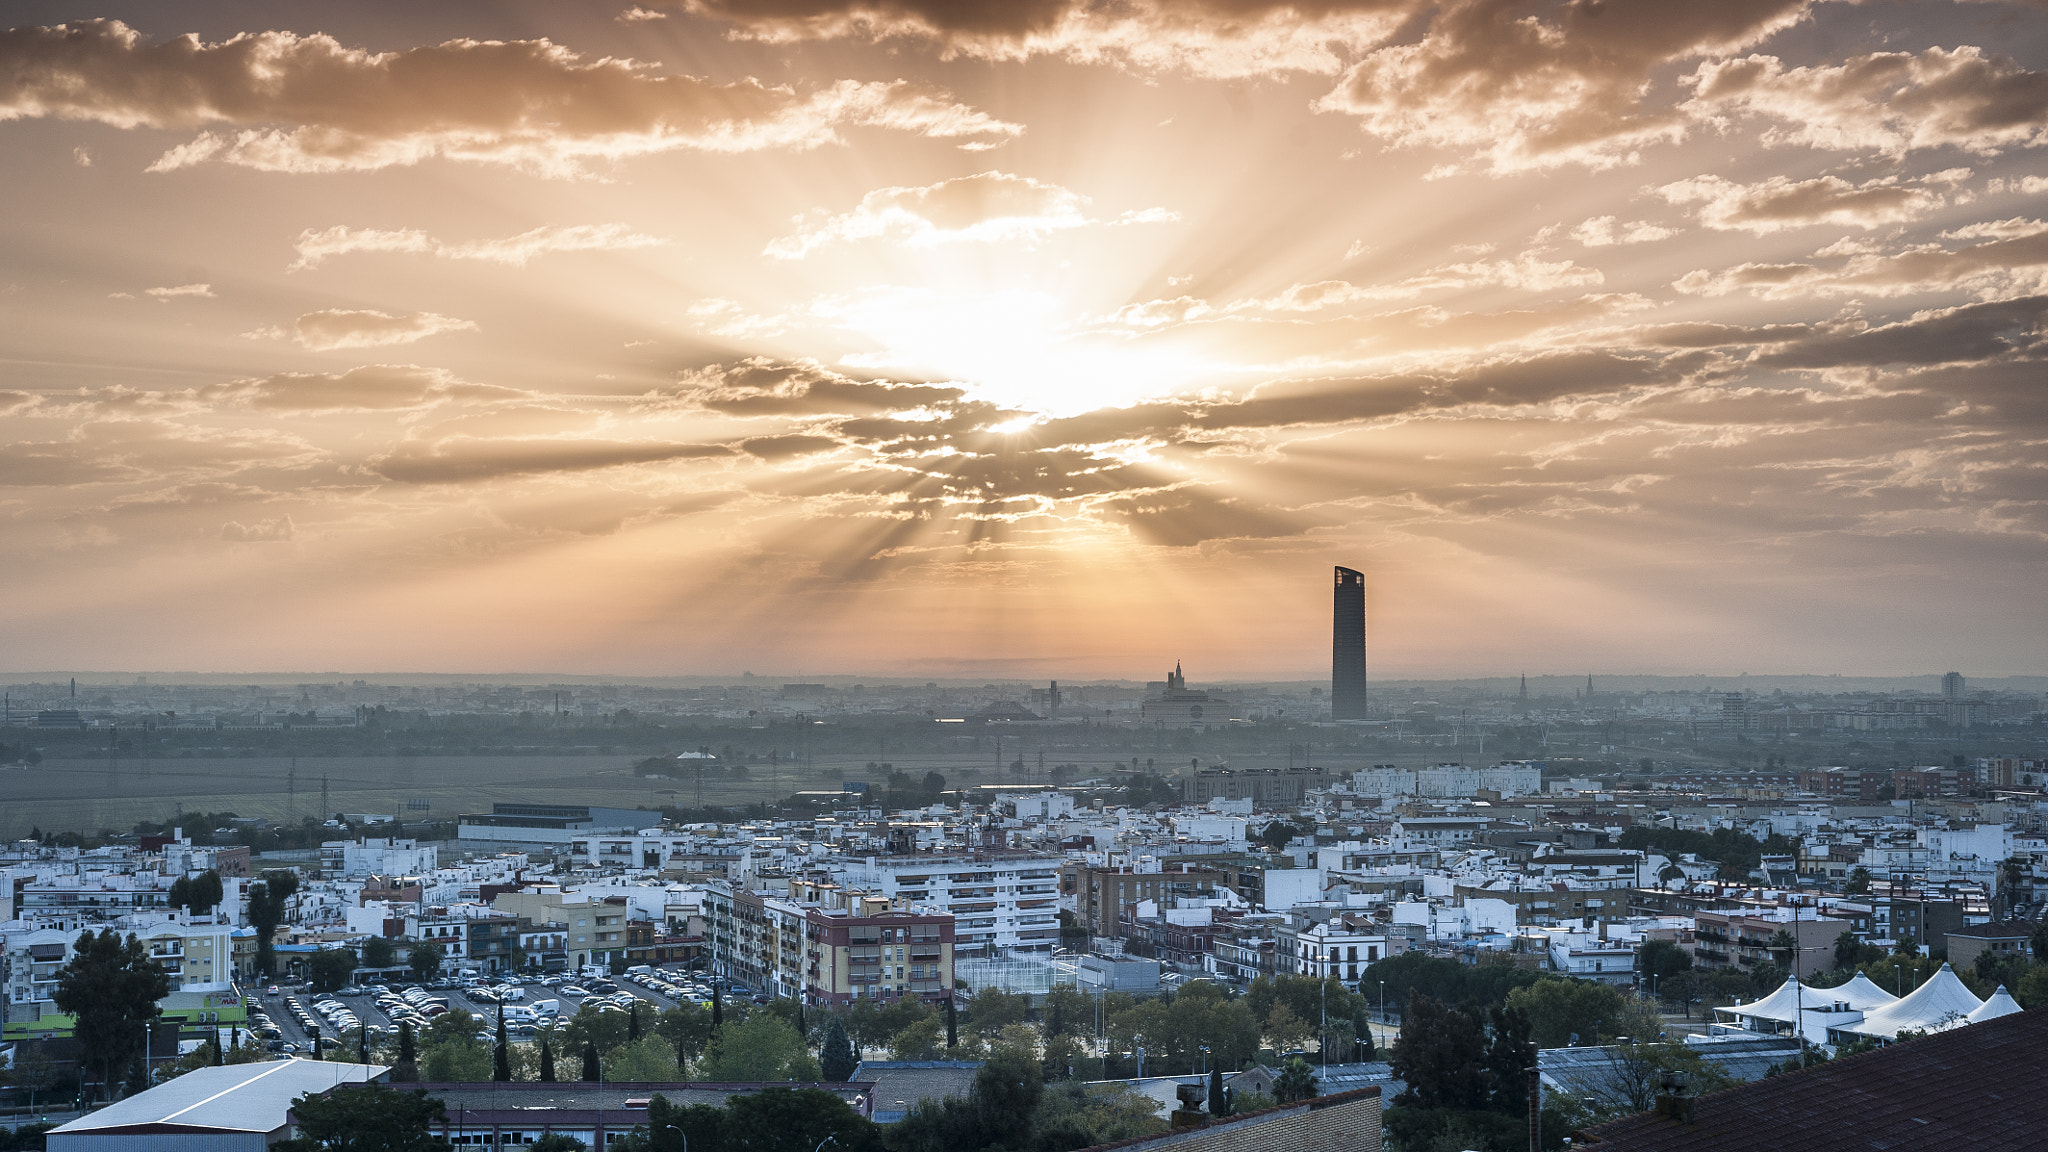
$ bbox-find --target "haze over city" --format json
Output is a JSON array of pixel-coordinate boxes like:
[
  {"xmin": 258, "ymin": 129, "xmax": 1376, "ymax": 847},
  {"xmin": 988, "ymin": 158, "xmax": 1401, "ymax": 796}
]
[{"xmin": 2, "ymin": 1, "xmax": 2044, "ymax": 679}]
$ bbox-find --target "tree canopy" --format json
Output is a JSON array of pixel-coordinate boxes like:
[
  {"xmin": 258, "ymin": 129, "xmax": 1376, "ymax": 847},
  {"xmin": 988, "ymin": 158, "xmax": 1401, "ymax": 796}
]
[
  {"xmin": 275, "ymin": 1084, "xmax": 447, "ymax": 1152},
  {"xmin": 54, "ymin": 928, "xmax": 172, "ymax": 1099}
]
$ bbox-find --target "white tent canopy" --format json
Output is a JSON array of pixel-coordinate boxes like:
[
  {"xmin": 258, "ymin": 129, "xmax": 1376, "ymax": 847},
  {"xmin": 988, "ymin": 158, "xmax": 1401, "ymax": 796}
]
[
  {"xmin": 1720, "ymin": 976, "xmax": 1814, "ymax": 1026},
  {"xmin": 1843, "ymin": 963, "xmax": 1984, "ymax": 1039},
  {"xmin": 1965, "ymin": 985, "xmax": 2023, "ymax": 1024},
  {"xmin": 1829, "ymin": 972, "xmax": 1899, "ymax": 1011}
]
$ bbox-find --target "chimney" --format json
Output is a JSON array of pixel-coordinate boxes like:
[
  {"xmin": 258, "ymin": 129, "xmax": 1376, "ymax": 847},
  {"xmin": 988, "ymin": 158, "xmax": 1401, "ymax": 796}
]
[
  {"xmin": 1526, "ymin": 1067, "xmax": 1542, "ymax": 1152},
  {"xmin": 1653, "ymin": 1070, "xmax": 1695, "ymax": 1124}
]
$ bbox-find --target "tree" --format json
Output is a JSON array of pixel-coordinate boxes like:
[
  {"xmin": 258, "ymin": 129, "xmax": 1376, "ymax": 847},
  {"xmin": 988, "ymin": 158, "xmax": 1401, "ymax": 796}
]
[
  {"xmin": 54, "ymin": 928, "xmax": 172, "ymax": 1099},
  {"xmin": 697, "ymin": 1012, "xmax": 821, "ymax": 1082},
  {"xmin": 538, "ymin": 1036, "xmax": 557, "ymax": 1083},
  {"xmin": 533, "ymin": 1135, "xmax": 587, "ymax": 1152},
  {"xmin": 561, "ymin": 1004, "xmax": 632, "ymax": 1056},
  {"xmin": 310, "ymin": 949, "xmax": 360, "ymax": 994},
  {"xmin": 1040, "ymin": 1030, "xmax": 1085, "ymax": 1083},
  {"xmin": 629, "ymin": 1002, "xmax": 642, "ymax": 1042},
  {"xmin": 1582, "ymin": 1039, "xmax": 1736, "ymax": 1117},
  {"xmin": 1272, "ymin": 1057, "xmax": 1319, "ymax": 1103},
  {"xmin": 1262, "ymin": 1003, "xmax": 1313, "ymax": 1055},
  {"xmin": 821, "ymin": 1018, "xmax": 859, "ymax": 1082},
  {"xmin": 1504, "ymin": 978, "xmax": 1629, "ymax": 1049},
  {"xmin": 1208, "ymin": 1064, "xmax": 1228, "ymax": 1117},
  {"xmin": 11, "ymin": 1042, "xmax": 59, "ymax": 1110},
  {"xmin": 583, "ymin": 1041, "xmax": 601, "ymax": 1082},
  {"xmin": 408, "ymin": 939, "xmax": 445, "ymax": 983},
  {"xmin": 966, "ymin": 989, "xmax": 1032, "ymax": 1037},
  {"xmin": 169, "ymin": 870, "xmax": 225, "ymax": 917},
  {"xmin": 971, "ymin": 1045, "xmax": 1043, "ymax": 1146},
  {"xmin": 361, "ymin": 936, "xmax": 398, "ymax": 970},
  {"xmin": 712, "ymin": 986, "xmax": 723, "ymax": 1029},
  {"xmin": 421, "ymin": 1009, "xmax": 491, "ymax": 1082},
  {"xmin": 889, "ymin": 1017, "xmax": 945, "ymax": 1062},
  {"xmin": 2033, "ymin": 920, "xmax": 2048, "ymax": 963},
  {"xmin": 247, "ymin": 869, "xmax": 302, "ymax": 977},
  {"xmin": 1482, "ymin": 1004, "xmax": 1536, "ymax": 1117},
  {"xmin": 945, "ymin": 997, "xmax": 958, "ymax": 1048},
  {"xmin": 495, "ymin": 1015, "xmax": 513, "ymax": 1082},
  {"xmin": 654, "ymin": 1002, "xmax": 716, "ymax": 1066},
  {"xmin": 1638, "ymin": 939, "xmax": 1693, "ymax": 998},
  {"xmin": 392, "ymin": 1020, "xmax": 419, "ymax": 1082},
  {"xmin": 1834, "ymin": 930, "xmax": 1865, "ymax": 973},
  {"xmin": 1766, "ymin": 929, "xmax": 1799, "ymax": 970},
  {"xmin": 721, "ymin": 1086, "xmax": 882, "ymax": 1152},
  {"xmin": 1845, "ymin": 867, "xmax": 1871, "ymax": 895},
  {"xmin": 274, "ymin": 1083, "xmax": 446, "ymax": 1152},
  {"xmin": 606, "ymin": 1035, "xmax": 684, "ymax": 1082},
  {"xmin": 1388, "ymin": 991, "xmax": 1485, "ymax": 1112}
]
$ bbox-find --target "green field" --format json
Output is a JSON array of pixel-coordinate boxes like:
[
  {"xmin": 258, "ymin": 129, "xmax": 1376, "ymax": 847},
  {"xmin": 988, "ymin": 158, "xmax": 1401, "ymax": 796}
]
[
  {"xmin": 0, "ymin": 740, "xmax": 1467, "ymax": 840},
  {"xmin": 0, "ymin": 748, "xmax": 1137, "ymax": 839}
]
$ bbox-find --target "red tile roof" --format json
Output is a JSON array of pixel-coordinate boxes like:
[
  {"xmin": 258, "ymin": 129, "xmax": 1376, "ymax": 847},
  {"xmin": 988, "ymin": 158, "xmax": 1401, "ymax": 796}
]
[{"xmin": 1576, "ymin": 1008, "xmax": 2048, "ymax": 1151}]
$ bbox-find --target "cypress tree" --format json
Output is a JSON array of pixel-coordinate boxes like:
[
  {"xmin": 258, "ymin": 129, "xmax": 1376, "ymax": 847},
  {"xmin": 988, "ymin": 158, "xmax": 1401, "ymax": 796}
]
[
  {"xmin": 945, "ymin": 997, "xmax": 958, "ymax": 1049},
  {"xmin": 711, "ymin": 986, "xmax": 723, "ymax": 1029},
  {"xmin": 582, "ymin": 1041, "xmax": 601, "ymax": 1082},
  {"xmin": 629, "ymin": 1003, "xmax": 641, "ymax": 1041},
  {"xmin": 394, "ymin": 1020, "xmax": 418, "ymax": 1082},
  {"xmin": 821, "ymin": 1018, "xmax": 858, "ymax": 1083},
  {"xmin": 1209, "ymin": 1065, "xmax": 1227, "ymax": 1117},
  {"xmin": 359, "ymin": 1026, "xmax": 369, "ymax": 1065},
  {"xmin": 539, "ymin": 1037, "xmax": 556, "ymax": 1083},
  {"xmin": 494, "ymin": 1016, "xmax": 512, "ymax": 1082}
]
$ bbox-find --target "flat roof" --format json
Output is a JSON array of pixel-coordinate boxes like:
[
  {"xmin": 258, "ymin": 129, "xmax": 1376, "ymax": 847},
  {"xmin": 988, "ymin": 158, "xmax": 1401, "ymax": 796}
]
[{"xmin": 51, "ymin": 1059, "xmax": 386, "ymax": 1137}]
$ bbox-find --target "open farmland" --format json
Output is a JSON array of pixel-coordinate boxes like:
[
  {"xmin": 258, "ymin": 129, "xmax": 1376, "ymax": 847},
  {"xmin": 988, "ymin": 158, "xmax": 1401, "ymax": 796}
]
[{"xmin": 0, "ymin": 753, "xmax": 839, "ymax": 840}]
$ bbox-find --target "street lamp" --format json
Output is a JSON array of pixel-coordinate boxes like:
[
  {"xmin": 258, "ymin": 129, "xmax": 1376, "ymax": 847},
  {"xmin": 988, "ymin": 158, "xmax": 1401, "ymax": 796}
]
[
  {"xmin": 1319, "ymin": 949, "xmax": 1329, "ymax": 1067},
  {"xmin": 815, "ymin": 1135, "xmax": 838, "ymax": 1152},
  {"xmin": 663, "ymin": 1123, "xmax": 689, "ymax": 1152}
]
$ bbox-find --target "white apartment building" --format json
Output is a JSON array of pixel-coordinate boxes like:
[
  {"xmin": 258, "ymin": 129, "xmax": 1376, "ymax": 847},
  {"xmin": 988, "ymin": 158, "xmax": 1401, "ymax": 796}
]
[
  {"xmin": 1350, "ymin": 763, "xmax": 1544, "ymax": 799},
  {"xmin": 1275, "ymin": 916, "xmax": 1388, "ymax": 982},
  {"xmin": 4, "ymin": 914, "xmax": 236, "ymax": 1016},
  {"xmin": 831, "ymin": 855, "xmax": 1063, "ymax": 955},
  {"xmin": 323, "ymin": 837, "xmax": 438, "ymax": 879}
]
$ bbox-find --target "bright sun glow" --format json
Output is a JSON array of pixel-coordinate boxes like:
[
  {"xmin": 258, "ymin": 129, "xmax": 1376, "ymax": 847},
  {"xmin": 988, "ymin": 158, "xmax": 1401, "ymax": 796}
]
[{"xmin": 823, "ymin": 286, "xmax": 1238, "ymax": 416}]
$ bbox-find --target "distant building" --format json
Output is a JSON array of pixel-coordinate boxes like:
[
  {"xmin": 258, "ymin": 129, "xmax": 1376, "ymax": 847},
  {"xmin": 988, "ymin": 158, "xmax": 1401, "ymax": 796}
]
[
  {"xmin": 1069, "ymin": 862, "xmax": 1232, "ymax": 938},
  {"xmin": 1142, "ymin": 663, "xmax": 1232, "ymax": 728},
  {"xmin": 1690, "ymin": 908, "xmax": 1846, "ymax": 979},
  {"xmin": 1180, "ymin": 767, "xmax": 1324, "ymax": 807},
  {"xmin": 1332, "ymin": 566, "xmax": 1368, "ymax": 720},
  {"xmin": 456, "ymin": 803, "xmax": 661, "ymax": 846}
]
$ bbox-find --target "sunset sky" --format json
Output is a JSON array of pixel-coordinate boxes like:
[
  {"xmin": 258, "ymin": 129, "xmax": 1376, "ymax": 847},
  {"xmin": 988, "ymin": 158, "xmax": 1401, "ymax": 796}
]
[{"xmin": 3, "ymin": 1, "xmax": 2046, "ymax": 679}]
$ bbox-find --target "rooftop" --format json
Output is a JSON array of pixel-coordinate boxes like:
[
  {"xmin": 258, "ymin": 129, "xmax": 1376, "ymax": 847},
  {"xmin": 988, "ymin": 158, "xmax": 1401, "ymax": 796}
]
[
  {"xmin": 50, "ymin": 1059, "xmax": 385, "ymax": 1137},
  {"xmin": 1577, "ymin": 1006, "xmax": 2048, "ymax": 1151}
]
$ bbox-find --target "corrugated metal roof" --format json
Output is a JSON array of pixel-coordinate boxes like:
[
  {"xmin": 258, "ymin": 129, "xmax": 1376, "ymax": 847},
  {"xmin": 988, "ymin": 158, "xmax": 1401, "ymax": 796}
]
[{"xmin": 50, "ymin": 1059, "xmax": 385, "ymax": 1136}]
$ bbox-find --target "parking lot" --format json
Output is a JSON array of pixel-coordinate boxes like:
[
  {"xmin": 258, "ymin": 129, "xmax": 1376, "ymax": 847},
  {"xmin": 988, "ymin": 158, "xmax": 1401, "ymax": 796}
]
[{"xmin": 249, "ymin": 969, "xmax": 715, "ymax": 1056}]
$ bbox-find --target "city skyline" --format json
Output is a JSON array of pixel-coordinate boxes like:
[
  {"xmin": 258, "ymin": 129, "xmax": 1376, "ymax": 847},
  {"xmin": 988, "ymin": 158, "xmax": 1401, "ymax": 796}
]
[{"xmin": 3, "ymin": 3, "xmax": 2048, "ymax": 678}]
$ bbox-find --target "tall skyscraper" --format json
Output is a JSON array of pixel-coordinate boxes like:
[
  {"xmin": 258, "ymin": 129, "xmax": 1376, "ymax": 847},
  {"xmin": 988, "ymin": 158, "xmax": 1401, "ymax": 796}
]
[{"xmin": 1332, "ymin": 566, "xmax": 1367, "ymax": 720}]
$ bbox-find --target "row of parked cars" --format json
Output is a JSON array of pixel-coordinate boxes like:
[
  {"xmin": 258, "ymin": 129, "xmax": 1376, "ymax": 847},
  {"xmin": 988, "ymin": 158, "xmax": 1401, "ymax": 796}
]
[{"xmin": 622, "ymin": 968, "xmax": 716, "ymax": 1005}]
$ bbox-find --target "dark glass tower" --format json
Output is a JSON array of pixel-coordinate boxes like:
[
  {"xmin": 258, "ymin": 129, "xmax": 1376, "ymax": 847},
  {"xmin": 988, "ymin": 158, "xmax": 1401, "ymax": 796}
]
[{"xmin": 1332, "ymin": 566, "xmax": 1367, "ymax": 720}]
